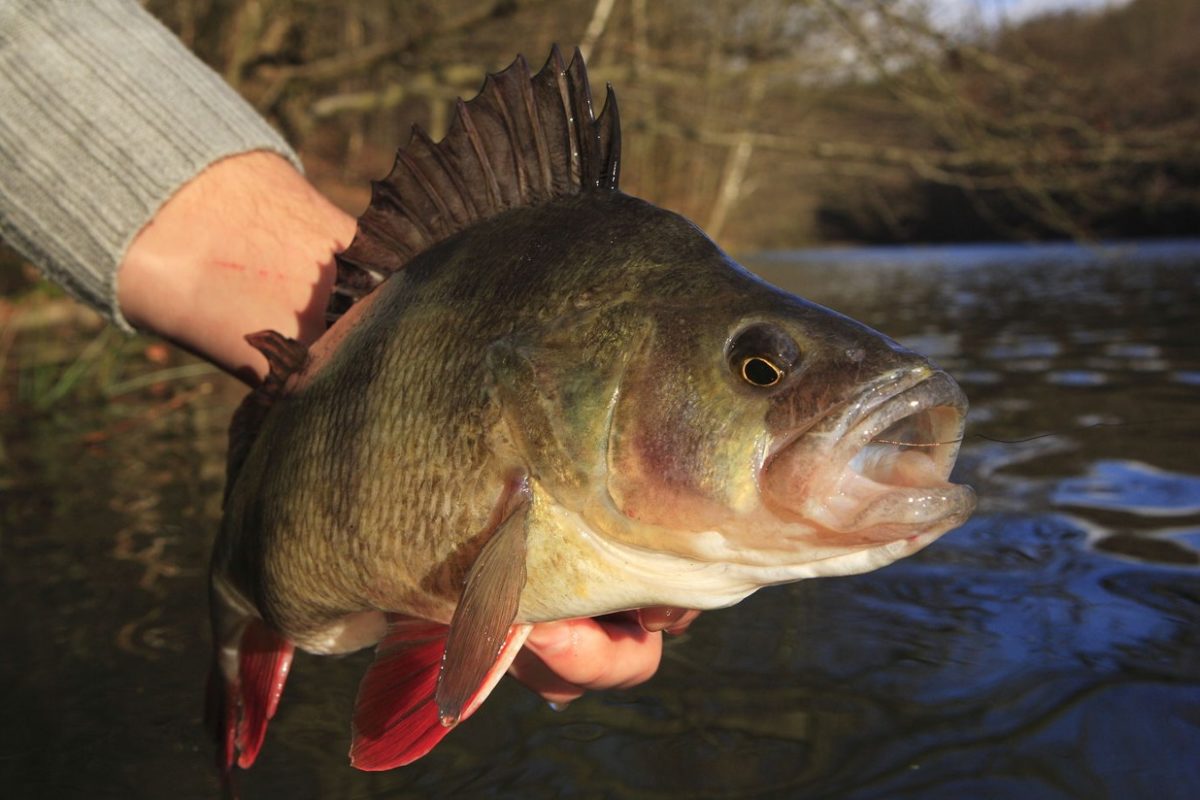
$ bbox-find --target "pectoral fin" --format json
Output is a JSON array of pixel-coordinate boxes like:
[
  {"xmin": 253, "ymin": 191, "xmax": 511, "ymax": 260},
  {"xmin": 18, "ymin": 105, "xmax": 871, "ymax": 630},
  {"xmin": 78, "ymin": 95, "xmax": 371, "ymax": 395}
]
[
  {"xmin": 436, "ymin": 496, "xmax": 530, "ymax": 726},
  {"xmin": 350, "ymin": 491, "xmax": 532, "ymax": 770}
]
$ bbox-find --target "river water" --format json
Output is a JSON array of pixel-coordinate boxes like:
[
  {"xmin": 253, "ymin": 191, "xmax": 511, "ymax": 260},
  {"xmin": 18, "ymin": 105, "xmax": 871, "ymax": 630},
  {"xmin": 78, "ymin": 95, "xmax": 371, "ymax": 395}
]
[{"xmin": 2, "ymin": 240, "xmax": 1198, "ymax": 799}]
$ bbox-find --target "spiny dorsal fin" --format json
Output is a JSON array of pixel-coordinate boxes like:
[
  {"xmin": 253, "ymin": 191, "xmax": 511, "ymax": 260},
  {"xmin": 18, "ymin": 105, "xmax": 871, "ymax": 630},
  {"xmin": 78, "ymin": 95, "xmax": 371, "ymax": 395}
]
[
  {"xmin": 224, "ymin": 331, "xmax": 309, "ymax": 504},
  {"xmin": 327, "ymin": 46, "xmax": 622, "ymax": 325}
]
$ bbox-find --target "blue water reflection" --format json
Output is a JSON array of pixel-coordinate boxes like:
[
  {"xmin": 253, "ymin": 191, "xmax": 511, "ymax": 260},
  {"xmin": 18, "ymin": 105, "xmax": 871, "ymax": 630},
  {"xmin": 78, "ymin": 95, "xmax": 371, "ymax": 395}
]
[
  {"xmin": 1055, "ymin": 460, "xmax": 1200, "ymax": 515},
  {"xmin": 2, "ymin": 239, "xmax": 1198, "ymax": 799}
]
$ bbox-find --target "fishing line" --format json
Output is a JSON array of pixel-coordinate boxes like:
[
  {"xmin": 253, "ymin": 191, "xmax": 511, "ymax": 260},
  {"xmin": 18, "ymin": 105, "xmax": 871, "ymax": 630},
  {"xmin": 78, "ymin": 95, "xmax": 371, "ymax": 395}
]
[
  {"xmin": 873, "ymin": 418, "xmax": 1200, "ymax": 448},
  {"xmin": 971, "ymin": 418, "xmax": 1200, "ymax": 445}
]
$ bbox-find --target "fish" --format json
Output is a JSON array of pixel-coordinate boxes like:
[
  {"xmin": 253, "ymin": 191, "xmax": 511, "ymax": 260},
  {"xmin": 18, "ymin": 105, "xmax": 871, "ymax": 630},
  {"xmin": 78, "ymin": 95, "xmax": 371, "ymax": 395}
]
[{"xmin": 206, "ymin": 46, "xmax": 976, "ymax": 777}]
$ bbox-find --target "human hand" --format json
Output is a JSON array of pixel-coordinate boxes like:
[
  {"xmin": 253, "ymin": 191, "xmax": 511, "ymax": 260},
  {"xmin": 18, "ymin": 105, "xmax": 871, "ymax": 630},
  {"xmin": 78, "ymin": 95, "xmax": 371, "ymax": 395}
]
[
  {"xmin": 512, "ymin": 608, "xmax": 701, "ymax": 706},
  {"xmin": 118, "ymin": 151, "xmax": 356, "ymax": 384}
]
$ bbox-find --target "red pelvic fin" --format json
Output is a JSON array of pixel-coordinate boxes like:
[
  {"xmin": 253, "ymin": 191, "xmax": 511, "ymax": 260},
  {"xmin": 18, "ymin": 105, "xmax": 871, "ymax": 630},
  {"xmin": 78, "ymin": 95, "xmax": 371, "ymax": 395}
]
[
  {"xmin": 234, "ymin": 620, "xmax": 295, "ymax": 768},
  {"xmin": 206, "ymin": 619, "xmax": 295, "ymax": 776},
  {"xmin": 350, "ymin": 615, "xmax": 531, "ymax": 771}
]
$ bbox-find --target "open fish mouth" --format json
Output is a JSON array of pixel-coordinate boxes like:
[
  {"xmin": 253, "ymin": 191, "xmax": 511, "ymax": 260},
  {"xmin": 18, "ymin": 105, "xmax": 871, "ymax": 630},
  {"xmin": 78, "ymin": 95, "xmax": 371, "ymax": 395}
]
[{"xmin": 764, "ymin": 370, "xmax": 976, "ymax": 544}]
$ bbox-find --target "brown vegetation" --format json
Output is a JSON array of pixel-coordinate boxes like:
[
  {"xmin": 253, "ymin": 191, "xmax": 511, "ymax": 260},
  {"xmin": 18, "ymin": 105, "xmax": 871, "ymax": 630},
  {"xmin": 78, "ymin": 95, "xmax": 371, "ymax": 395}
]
[
  {"xmin": 2, "ymin": 0, "xmax": 1196, "ymax": 306},
  {"xmin": 139, "ymin": 0, "xmax": 1199, "ymax": 250},
  {"xmin": 814, "ymin": 0, "xmax": 1200, "ymax": 242}
]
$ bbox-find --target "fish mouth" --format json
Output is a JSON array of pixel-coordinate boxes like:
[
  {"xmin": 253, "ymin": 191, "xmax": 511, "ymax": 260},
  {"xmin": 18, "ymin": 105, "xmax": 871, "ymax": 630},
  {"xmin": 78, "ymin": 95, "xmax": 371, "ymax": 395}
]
[{"xmin": 762, "ymin": 370, "xmax": 976, "ymax": 545}]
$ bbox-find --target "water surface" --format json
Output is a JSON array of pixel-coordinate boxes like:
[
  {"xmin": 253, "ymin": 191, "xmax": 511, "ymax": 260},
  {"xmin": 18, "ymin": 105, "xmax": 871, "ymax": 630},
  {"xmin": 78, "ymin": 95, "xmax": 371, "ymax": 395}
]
[{"xmin": 2, "ymin": 239, "xmax": 1198, "ymax": 799}]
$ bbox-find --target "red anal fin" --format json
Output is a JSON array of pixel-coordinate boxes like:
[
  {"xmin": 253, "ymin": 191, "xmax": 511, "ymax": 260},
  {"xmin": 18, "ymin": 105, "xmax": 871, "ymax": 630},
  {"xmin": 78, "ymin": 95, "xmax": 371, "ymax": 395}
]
[
  {"xmin": 234, "ymin": 620, "xmax": 295, "ymax": 769},
  {"xmin": 350, "ymin": 615, "xmax": 532, "ymax": 771}
]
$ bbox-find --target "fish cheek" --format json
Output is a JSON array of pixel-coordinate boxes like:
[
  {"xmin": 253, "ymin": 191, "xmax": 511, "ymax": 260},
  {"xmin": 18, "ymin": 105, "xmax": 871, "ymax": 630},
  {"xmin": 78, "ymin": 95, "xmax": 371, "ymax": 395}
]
[{"xmin": 606, "ymin": 356, "xmax": 764, "ymax": 531}]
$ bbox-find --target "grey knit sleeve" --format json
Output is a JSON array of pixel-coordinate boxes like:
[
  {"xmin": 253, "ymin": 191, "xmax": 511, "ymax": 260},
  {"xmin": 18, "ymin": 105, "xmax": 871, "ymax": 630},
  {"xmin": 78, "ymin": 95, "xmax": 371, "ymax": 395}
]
[{"xmin": 0, "ymin": 0, "xmax": 302, "ymax": 332}]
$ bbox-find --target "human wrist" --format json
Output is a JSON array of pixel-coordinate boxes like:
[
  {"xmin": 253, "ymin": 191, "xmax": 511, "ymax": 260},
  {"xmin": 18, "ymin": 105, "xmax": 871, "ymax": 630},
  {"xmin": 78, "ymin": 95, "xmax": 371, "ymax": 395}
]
[{"xmin": 117, "ymin": 151, "xmax": 357, "ymax": 383}]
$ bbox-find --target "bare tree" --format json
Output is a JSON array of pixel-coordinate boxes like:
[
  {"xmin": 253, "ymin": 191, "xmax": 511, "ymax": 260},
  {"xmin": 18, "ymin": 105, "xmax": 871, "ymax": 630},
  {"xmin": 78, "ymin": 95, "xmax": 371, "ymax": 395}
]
[{"xmin": 137, "ymin": 0, "xmax": 1200, "ymax": 247}]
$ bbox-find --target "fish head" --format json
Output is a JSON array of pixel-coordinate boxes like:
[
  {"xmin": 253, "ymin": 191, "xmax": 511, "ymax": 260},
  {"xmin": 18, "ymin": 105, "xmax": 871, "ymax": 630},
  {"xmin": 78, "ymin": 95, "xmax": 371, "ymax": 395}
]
[{"xmin": 552, "ymin": 203, "xmax": 979, "ymax": 584}]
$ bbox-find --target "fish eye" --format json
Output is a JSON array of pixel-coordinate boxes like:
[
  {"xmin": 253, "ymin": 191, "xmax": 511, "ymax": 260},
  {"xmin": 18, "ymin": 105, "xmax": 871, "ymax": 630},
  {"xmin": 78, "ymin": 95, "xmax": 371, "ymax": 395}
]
[
  {"xmin": 727, "ymin": 323, "xmax": 800, "ymax": 389},
  {"xmin": 741, "ymin": 356, "xmax": 782, "ymax": 387}
]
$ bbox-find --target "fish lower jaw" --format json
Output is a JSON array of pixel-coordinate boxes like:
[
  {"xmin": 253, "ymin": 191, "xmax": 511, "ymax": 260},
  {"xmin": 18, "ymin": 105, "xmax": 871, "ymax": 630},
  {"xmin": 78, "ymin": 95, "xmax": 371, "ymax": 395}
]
[
  {"xmin": 519, "ymin": 511, "xmax": 943, "ymax": 619},
  {"xmin": 793, "ymin": 467, "xmax": 977, "ymax": 546},
  {"xmin": 582, "ymin": 530, "xmax": 946, "ymax": 613}
]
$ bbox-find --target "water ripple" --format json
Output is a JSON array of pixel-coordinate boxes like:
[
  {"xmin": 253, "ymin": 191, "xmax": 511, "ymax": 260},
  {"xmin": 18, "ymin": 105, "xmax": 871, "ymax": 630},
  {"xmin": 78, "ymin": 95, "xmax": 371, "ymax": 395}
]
[
  {"xmin": 1046, "ymin": 370, "xmax": 1109, "ymax": 387},
  {"xmin": 1054, "ymin": 460, "xmax": 1200, "ymax": 516},
  {"xmin": 1171, "ymin": 370, "xmax": 1200, "ymax": 386}
]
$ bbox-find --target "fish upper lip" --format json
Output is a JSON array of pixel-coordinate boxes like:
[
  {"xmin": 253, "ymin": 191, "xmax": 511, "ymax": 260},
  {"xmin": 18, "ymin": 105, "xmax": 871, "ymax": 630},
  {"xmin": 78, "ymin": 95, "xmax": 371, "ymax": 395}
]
[
  {"xmin": 763, "ymin": 365, "xmax": 938, "ymax": 466},
  {"xmin": 834, "ymin": 370, "xmax": 968, "ymax": 472},
  {"xmin": 762, "ymin": 368, "xmax": 975, "ymax": 540}
]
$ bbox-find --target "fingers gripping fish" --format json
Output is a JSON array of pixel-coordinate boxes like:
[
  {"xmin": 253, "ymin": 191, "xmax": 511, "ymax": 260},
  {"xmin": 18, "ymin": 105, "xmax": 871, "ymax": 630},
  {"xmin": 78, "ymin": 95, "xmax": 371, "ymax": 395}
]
[{"xmin": 207, "ymin": 46, "xmax": 977, "ymax": 777}]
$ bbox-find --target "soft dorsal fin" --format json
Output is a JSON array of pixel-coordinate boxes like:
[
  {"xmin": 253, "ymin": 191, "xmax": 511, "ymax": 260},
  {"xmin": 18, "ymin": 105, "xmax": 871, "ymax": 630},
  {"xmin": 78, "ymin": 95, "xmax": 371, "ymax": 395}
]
[
  {"xmin": 225, "ymin": 331, "xmax": 309, "ymax": 504},
  {"xmin": 327, "ymin": 45, "xmax": 622, "ymax": 325}
]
